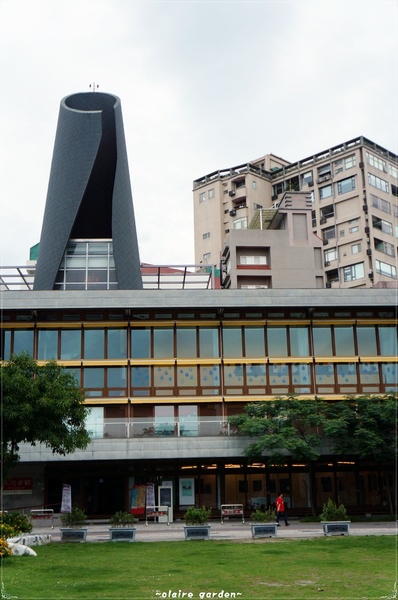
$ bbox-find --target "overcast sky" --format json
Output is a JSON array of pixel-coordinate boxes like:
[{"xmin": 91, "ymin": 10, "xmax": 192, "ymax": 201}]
[{"xmin": 1, "ymin": 0, "xmax": 397, "ymax": 267}]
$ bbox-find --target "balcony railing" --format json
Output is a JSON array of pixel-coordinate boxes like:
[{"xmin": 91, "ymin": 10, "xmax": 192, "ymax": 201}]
[{"xmin": 87, "ymin": 417, "xmax": 236, "ymax": 439}]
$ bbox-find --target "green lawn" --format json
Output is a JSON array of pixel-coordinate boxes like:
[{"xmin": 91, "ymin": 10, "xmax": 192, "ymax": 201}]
[{"xmin": 1, "ymin": 536, "xmax": 396, "ymax": 600}]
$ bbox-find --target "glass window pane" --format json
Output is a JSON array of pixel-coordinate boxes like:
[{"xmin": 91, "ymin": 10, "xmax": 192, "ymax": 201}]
[
  {"xmin": 88, "ymin": 242, "xmax": 108, "ymax": 254},
  {"xmin": 176, "ymin": 328, "xmax": 197, "ymax": 358},
  {"xmin": 382, "ymin": 363, "xmax": 397, "ymax": 388},
  {"xmin": 313, "ymin": 327, "xmax": 332, "ymax": 355},
  {"xmin": 269, "ymin": 364, "xmax": 289, "ymax": 384},
  {"xmin": 177, "ymin": 366, "xmax": 197, "ymax": 386},
  {"xmin": 359, "ymin": 363, "xmax": 380, "ymax": 384},
  {"xmin": 337, "ymin": 363, "xmax": 357, "ymax": 384},
  {"xmin": 64, "ymin": 367, "xmax": 81, "ymax": 385},
  {"xmin": 84, "ymin": 367, "xmax": 104, "ymax": 388},
  {"xmin": 224, "ymin": 364, "xmax": 244, "ymax": 385},
  {"xmin": 84, "ymin": 329, "xmax": 105, "ymax": 359},
  {"xmin": 131, "ymin": 366, "xmax": 150, "ymax": 388},
  {"xmin": 131, "ymin": 328, "xmax": 151, "ymax": 358},
  {"xmin": 246, "ymin": 363, "xmax": 266, "ymax": 385},
  {"xmin": 60, "ymin": 330, "xmax": 81, "ymax": 360},
  {"xmin": 13, "ymin": 330, "xmax": 34, "ymax": 356},
  {"xmin": 267, "ymin": 327, "xmax": 287, "ymax": 357},
  {"xmin": 292, "ymin": 363, "xmax": 311, "ymax": 385},
  {"xmin": 379, "ymin": 326, "xmax": 397, "ymax": 356},
  {"xmin": 179, "ymin": 405, "xmax": 198, "ymax": 437},
  {"xmin": 107, "ymin": 329, "xmax": 127, "ymax": 359},
  {"xmin": 199, "ymin": 327, "xmax": 219, "ymax": 358},
  {"xmin": 38, "ymin": 330, "xmax": 58, "ymax": 360},
  {"xmin": 2, "ymin": 330, "xmax": 11, "ymax": 360},
  {"xmin": 154, "ymin": 365, "xmax": 174, "ymax": 387},
  {"xmin": 155, "ymin": 405, "xmax": 174, "ymax": 435},
  {"xmin": 200, "ymin": 365, "xmax": 220, "ymax": 387},
  {"xmin": 334, "ymin": 326, "xmax": 355, "ymax": 356},
  {"xmin": 315, "ymin": 364, "xmax": 335, "ymax": 385},
  {"xmin": 357, "ymin": 326, "xmax": 377, "ymax": 356},
  {"xmin": 223, "ymin": 327, "xmax": 242, "ymax": 358},
  {"xmin": 107, "ymin": 367, "xmax": 127, "ymax": 388},
  {"xmin": 154, "ymin": 328, "xmax": 174, "ymax": 358},
  {"xmin": 88, "ymin": 257, "xmax": 108, "ymax": 268},
  {"xmin": 290, "ymin": 327, "xmax": 309, "ymax": 356},
  {"xmin": 244, "ymin": 327, "xmax": 265, "ymax": 357}
]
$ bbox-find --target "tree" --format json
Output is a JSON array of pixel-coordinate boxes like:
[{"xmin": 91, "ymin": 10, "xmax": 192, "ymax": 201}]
[
  {"xmin": 1, "ymin": 353, "xmax": 91, "ymax": 484},
  {"xmin": 229, "ymin": 396, "xmax": 329, "ymax": 515},
  {"xmin": 324, "ymin": 394, "xmax": 397, "ymax": 514}
]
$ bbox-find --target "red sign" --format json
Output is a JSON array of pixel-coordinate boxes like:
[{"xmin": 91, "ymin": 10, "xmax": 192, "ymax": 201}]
[{"xmin": 3, "ymin": 477, "xmax": 33, "ymax": 494}]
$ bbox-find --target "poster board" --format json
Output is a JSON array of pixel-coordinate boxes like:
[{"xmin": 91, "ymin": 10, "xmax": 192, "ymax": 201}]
[
  {"xmin": 158, "ymin": 486, "xmax": 173, "ymax": 522},
  {"xmin": 179, "ymin": 478, "xmax": 195, "ymax": 506}
]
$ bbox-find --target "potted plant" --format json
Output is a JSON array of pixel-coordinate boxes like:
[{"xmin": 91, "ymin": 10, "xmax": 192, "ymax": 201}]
[
  {"xmin": 250, "ymin": 508, "xmax": 278, "ymax": 538},
  {"xmin": 60, "ymin": 508, "xmax": 87, "ymax": 542},
  {"xmin": 184, "ymin": 506, "xmax": 212, "ymax": 540},
  {"xmin": 320, "ymin": 499, "xmax": 351, "ymax": 536},
  {"xmin": 109, "ymin": 511, "xmax": 137, "ymax": 542}
]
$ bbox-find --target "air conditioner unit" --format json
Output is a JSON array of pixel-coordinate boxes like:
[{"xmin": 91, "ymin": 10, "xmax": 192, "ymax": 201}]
[
  {"xmin": 363, "ymin": 205, "xmax": 368, "ymax": 212},
  {"xmin": 225, "ymin": 229, "xmax": 230, "ymax": 233},
  {"xmin": 324, "ymin": 261, "xmax": 330, "ymax": 267},
  {"xmin": 229, "ymin": 190, "xmax": 236, "ymax": 197},
  {"xmin": 320, "ymin": 217, "xmax": 327, "ymax": 225},
  {"xmin": 323, "ymin": 239, "xmax": 329, "ymax": 245},
  {"xmin": 364, "ymin": 226, "xmax": 370, "ymax": 234},
  {"xmin": 307, "ymin": 180, "xmax": 314, "ymax": 187},
  {"xmin": 326, "ymin": 282, "xmax": 332, "ymax": 288},
  {"xmin": 359, "ymin": 161, "xmax": 364, "ymax": 169},
  {"xmin": 229, "ymin": 209, "xmax": 236, "ymax": 216},
  {"xmin": 366, "ymin": 249, "xmax": 372, "ymax": 255}
]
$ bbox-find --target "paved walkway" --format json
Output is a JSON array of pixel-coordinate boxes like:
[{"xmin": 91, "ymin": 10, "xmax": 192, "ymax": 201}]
[{"xmin": 33, "ymin": 519, "xmax": 397, "ymax": 543}]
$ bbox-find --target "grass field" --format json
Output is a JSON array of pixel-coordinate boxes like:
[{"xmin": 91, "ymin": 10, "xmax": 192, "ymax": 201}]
[{"xmin": 1, "ymin": 536, "xmax": 396, "ymax": 600}]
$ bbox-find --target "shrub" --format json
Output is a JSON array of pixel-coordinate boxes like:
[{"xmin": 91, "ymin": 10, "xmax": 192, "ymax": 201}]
[
  {"xmin": 110, "ymin": 511, "xmax": 136, "ymax": 527},
  {"xmin": 0, "ymin": 538, "xmax": 12, "ymax": 559},
  {"xmin": 320, "ymin": 498, "xmax": 349, "ymax": 521},
  {"xmin": 60, "ymin": 508, "xmax": 87, "ymax": 528},
  {"xmin": 250, "ymin": 508, "xmax": 276, "ymax": 523},
  {"xmin": 184, "ymin": 506, "xmax": 212, "ymax": 525},
  {"xmin": 0, "ymin": 524, "xmax": 17, "ymax": 540},
  {"xmin": 1, "ymin": 512, "xmax": 32, "ymax": 534}
]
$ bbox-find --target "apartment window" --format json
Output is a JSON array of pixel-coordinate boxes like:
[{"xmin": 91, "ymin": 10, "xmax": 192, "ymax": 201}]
[
  {"xmin": 324, "ymin": 247, "xmax": 338, "ymax": 263},
  {"xmin": 375, "ymin": 260, "xmax": 397, "ymax": 279},
  {"xmin": 337, "ymin": 176, "xmax": 356, "ymax": 195},
  {"xmin": 368, "ymin": 173, "xmax": 389, "ymax": 193},
  {"xmin": 348, "ymin": 220, "xmax": 359, "ymax": 234},
  {"xmin": 223, "ymin": 327, "xmax": 243, "ymax": 358},
  {"xmin": 13, "ymin": 329, "xmax": 34, "ymax": 357},
  {"xmin": 392, "ymin": 184, "xmax": 398, "ymax": 198},
  {"xmin": 323, "ymin": 226, "xmax": 336, "ymax": 241},
  {"xmin": 319, "ymin": 184, "xmax": 332, "ymax": 200},
  {"xmin": 203, "ymin": 232, "xmax": 210, "ymax": 239},
  {"xmin": 371, "ymin": 194, "xmax": 391, "ymax": 214},
  {"xmin": 199, "ymin": 192, "xmax": 206, "ymax": 203},
  {"xmin": 208, "ymin": 188, "xmax": 215, "ymax": 199},
  {"xmin": 267, "ymin": 327, "xmax": 288, "ymax": 357},
  {"xmin": 344, "ymin": 155, "xmax": 356, "ymax": 169},
  {"xmin": 302, "ymin": 171, "xmax": 313, "ymax": 185},
  {"xmin": 252, "ymin": 181, "xmax": 257, "ymax": 189},
  {"xmin": 374, "ymin": 238, "xmax": 395, "ymax": 257},
  {"xmin": 199, "ymin": 327, "xmax": 219, "ymax": 358},
  {"xmin": 334, "ymin": 160, "xmax": 343, "ymax": 174},
  {"xmin": 372, "ymin": 216, "xmax": 393, "ymax": 235},
  {"xmin": 154, "ymin": 328, "xmax": 174, "ymax": 358},
  {"xmin": 108, "ymin": 328, "xmax": 127, "ymax": 359},
  {"xmin": 366, "ymin": 152, "xmax": 387, "ymax": 173},
  {"xmin": 244, "ymin": 327, "xmax": 265, "ymax": 357},
  {"xmin": 131, "ymin": 327, "xmax": 150, "ymax": 359},
  {"xmin": 389, "ymin": 164, "xmax": 398, "ymax": 178},
  {"xmin": 60, "ymin": 329, "xmax": 81, "ymax": 360},
  {"xmin": 203, "ymin": 252, "xmax": 211, "ymax": 263},
  {"xmin": 357, "ymin": 326, "xmax": 377, "ymax": 355},
  {"xmin": 351, "ymin": 243, "xmax": 361, "ymax": 255},
  {"xmin": 84, "ymin": 329, "xmax": 105, "ymax": 359},
  {"xmin": 320, "ymin": 204, "xmax": 334, "ymax": 219},
  {"xmin": 233, "ymin": 217, "xmax": 248, "ymax": 229},
  {"xmin": 335, "ymin": 326, "xmax": 355, "ymax": 356},
  {"xmin": 234, "ymin": 178, "xmax": 246, "ymax": 189},
  {"xmin": 176, "ymin": 327, "xmax": 197, "ymax": 358},
  {"xmin": 240, "ymin": 256, "xmax": 267, "ymax": 265},
  {"xmin": 318, "ymin": 164, "xmax": 332, "ymax": 179},
  {"xmin": 343, "ymin": 262, "xmax": 365, "ymax": 282}
]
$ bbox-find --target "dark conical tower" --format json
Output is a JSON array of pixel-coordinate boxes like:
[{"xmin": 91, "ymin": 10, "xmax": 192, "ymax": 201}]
[{"xmin": 34, "ymin": 92, "xmax": 142, "ymax": 290}]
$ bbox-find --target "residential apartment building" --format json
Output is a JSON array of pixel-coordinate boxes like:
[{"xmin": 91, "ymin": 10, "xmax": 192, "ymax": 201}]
[
  {"xmin": 193, "ymin": 137, "xmax": 398, "ymax": 289},
  {"xmin": 1, "ymin": 96, "xmax": 396, "ymax": 519}
]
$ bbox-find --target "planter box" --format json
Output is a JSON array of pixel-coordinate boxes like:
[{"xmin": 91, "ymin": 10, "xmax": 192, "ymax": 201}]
[
  {"xmin": 251, "ymin": 523, "xmax": 278, "ymax": 538},
  {"xmin": 59, "ymin": 528, "xmax": 87, "ymax": 542},
  {"xmin": 109, "ymin": 527, "xmax": 136, "ymax": 542},
  {"xmin": 321, "ymin": 521, "xmax": 351, "ymax": 536},
  {"xmin": 184, "ymin": 525, "xmax": 211, "ymax": 540}
]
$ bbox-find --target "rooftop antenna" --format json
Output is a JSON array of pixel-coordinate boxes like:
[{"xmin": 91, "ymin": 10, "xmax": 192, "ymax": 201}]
[{"xmin": 89, "ymin": 82, "xmax": 99, "ymax": 92}]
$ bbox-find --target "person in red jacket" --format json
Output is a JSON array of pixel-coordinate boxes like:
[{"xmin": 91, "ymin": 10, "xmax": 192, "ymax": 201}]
[{"xmin": 276, "ymin": 493, "xmax": 290, "ymax": 526}]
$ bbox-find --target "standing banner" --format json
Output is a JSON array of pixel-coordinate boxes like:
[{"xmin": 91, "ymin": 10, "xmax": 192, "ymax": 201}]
[
  {"xmin": 60, "ymin": 483, "xmax": 72, "ymax": 513},
  {"xmin": 146, "ymin": 483, "xmax": 155, "ymax": 510},
  {"xmin": 130, "ymin": 484, "xmax": 146, "ymax": 515}
]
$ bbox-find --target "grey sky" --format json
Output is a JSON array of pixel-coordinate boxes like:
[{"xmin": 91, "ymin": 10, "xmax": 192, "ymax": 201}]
[{"xmin": 1, "ymin": 0, "xmax": 397, "ymax": 267}]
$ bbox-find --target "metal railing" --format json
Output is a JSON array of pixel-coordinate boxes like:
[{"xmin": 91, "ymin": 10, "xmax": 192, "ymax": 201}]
[{"xmin": 88, "ymin": 417, "xmax": 235, "ymax": 440}]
